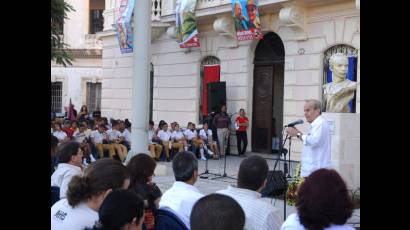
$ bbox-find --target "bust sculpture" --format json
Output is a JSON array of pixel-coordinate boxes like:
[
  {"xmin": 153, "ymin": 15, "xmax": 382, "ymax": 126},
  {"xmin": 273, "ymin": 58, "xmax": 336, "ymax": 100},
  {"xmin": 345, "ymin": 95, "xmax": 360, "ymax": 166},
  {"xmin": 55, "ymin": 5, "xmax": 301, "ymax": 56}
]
[{"xmin": 323, "ymin": 53, "xmax": 357, "ymax": 113}]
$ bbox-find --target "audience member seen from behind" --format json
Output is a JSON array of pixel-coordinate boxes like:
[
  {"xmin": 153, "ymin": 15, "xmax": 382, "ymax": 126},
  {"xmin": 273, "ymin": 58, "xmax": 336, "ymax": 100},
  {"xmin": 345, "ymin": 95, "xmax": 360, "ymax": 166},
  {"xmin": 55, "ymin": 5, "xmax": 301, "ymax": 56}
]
[
  {"xmin": 281, "ymin": 168, "xmax": 354, "ymax": 230},
  {"xmin": 159, "ymin": 151, "xmax": 204, "ymax": 229},
  {"xmin": 217, "ymin": 155, "xmax": 282, "ymax": 230},
  {"xmin": 86, "ymin": 189, "xmax": 145, "ymax": 230},
  {"xmin": 191, "ymin": 193, "xmax": 245, "ymax": 230},
  {"xmin": 127, "ymin": 154, "xmax": 162, "ymax": 230},
  {"xmin": 51, "ymin": 135, "xmax": 59, "ymax": 175},
  {"xmin": 51, "ymin": 159, "xmax": 130, "ymax": 230},
  {"xmin": 51, "ymin": 141, "xmax": 84, "ymax": 199}
]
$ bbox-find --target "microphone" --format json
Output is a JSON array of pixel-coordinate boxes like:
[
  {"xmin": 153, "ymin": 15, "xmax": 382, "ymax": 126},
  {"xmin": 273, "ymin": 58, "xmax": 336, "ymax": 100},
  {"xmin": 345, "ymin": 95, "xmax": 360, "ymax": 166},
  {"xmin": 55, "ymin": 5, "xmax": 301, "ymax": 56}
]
[{"xmin": 284, "ymin": 119, "xmax": 304, "ymax": 127}]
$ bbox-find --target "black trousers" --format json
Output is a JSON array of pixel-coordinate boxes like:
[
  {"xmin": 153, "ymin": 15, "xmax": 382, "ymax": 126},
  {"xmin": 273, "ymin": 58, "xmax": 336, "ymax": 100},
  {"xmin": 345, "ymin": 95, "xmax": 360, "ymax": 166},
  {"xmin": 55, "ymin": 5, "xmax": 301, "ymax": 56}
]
[{"xmin": 236, "ymin": 131, "xmax": 248, "ymax": 155}]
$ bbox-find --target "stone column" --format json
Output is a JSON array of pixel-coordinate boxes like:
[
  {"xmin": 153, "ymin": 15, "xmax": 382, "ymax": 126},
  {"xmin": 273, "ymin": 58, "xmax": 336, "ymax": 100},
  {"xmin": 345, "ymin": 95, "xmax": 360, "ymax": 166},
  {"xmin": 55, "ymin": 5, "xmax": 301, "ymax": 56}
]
[{"xmin": 127, "ymin": 0, "xmax": 151, "ymax": 162}]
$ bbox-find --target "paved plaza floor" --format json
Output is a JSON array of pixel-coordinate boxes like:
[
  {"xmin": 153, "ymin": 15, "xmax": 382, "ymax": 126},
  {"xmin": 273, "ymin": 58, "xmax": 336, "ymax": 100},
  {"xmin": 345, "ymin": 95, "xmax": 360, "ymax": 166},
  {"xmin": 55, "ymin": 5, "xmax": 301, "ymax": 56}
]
[{"xmin": 152, "ymin": 152, "xmax": 360, "ymax": 227}]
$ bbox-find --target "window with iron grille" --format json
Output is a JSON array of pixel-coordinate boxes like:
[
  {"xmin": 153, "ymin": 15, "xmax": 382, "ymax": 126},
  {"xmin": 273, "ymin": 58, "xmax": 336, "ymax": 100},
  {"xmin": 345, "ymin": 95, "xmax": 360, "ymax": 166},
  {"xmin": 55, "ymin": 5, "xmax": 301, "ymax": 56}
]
[
  {"xmin": 51, "ymin": 82, "xmax": 63, "ymax": 113},
  {"xmin": 86, "ymin": 82, "xmax": 102, "ymax": 114},
  {"xmin": 89, "ymin": 9, "xmax": 104, "ymax": 34}
]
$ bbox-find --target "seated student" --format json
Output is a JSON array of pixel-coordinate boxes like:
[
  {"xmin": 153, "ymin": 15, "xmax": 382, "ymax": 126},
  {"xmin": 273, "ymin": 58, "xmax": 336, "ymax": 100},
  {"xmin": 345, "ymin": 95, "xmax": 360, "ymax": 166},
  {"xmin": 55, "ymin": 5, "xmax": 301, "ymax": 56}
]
[
  {"xmin": 86, "ymin": 190, "xmax": 145, "ymax": 230},
  {"xmin": 107, "ymin": 120, "xmax": 128, "ymax": 162},
  {"xmin": 53, "ymin": 123, "xmax": 69, "ymax": 144},
  {"xmin": 217, "ymin": 155, "xmax": 282, "ymax": 230},
  {"xmin": 156, "ymin": 120, "xmax": 166, "ymax": 135},
  {"xmin": 73, "ymin": 123, "xmax": 96, "ymax": 165},
  {"xmin": 121, "ymin": 119, "xmax": 132, "ymax": 149},
  {"xmin": 183, "ymin": 122, "xmax": 205, "ymax": 160},
  {"xmin": 51, "ymin": 159, "xmax": 130, "ymax": 230},
  {"xmin": 148, "ymin": 120, "xmax": 163, "ymax": 161},
  {"xmin": 127, "ymin": 154, "xmax": 162, "ymax": 230},
  {"xmin": 199, "ymin": 122, "xmax": 219, "ymax": 159},
  {"xmin": 191, "ymin": 194, "xmax": 245, "ymax": 230},
  {"xmin": 281, "ymin": 169, "xmax": 355, "ymax": 230},
  {"xmin": 91, "ymin": 124, "xmax": 116, "ymax": 159},
  {"xmin": 51, "ymin": 141, "xmax": 84, "ymax": 199},
  {"xmin": 171, "ymin": 123, "xmax": 187, "ymax": 152},
  {"xmin": 159, "ymin": 151, "xmax": 204, "ymax": 229},
  {"xmin": 62, "ymin": 120, "xmax": 75, "ymax": 140},
  {"xmin": 157, "ymin": 122, "xmax": 173, "ymax": 162}
]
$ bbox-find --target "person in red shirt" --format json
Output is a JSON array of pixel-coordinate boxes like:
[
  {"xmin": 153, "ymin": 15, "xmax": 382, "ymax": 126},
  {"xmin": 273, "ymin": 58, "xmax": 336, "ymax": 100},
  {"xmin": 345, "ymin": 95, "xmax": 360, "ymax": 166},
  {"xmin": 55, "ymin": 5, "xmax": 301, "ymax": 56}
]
[{"xmin": 235, "ymin": 108, "xmax": 249, "ymax": 157}]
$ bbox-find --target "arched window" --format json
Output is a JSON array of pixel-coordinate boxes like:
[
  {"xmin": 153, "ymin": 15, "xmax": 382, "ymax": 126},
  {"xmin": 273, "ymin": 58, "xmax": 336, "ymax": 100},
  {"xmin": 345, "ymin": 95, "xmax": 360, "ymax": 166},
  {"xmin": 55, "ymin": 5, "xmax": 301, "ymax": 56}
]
[
  {"xmin": 199, "ymin": 56, "xmax": 220, "ymax": 124},
  {"xmin": 322, "ymin": 44, "xmax": 358, "ymax": 112}
]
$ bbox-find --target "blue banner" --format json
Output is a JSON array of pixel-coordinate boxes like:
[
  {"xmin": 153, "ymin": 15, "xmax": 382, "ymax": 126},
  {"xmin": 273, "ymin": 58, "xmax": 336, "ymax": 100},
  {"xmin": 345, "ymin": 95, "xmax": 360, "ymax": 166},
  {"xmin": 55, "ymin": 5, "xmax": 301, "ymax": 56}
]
[{"xmin": 115, "ymin": 0, "xmax": 135, "ymax": 53}]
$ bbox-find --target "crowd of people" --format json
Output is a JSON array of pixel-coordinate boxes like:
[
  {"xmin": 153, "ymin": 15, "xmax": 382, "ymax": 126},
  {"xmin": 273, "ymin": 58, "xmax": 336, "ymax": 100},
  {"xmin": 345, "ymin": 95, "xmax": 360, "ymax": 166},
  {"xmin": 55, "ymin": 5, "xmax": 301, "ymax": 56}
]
[
  {"xmin": 51, "ymin": 104, "xmax": 251, "ymax": 169},
  {"xmin": 51, "ymin": 150, "xmax": 355, "ymax": 230},
  {"xmin": 51, "ymin": 102, "xmax": 356, "ymax": 230}
]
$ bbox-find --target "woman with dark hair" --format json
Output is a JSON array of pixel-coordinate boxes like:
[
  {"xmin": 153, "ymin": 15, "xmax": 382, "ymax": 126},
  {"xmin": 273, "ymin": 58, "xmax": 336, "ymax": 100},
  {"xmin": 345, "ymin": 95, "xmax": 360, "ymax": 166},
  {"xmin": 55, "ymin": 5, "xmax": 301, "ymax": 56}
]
[
  {"xmin": 281, "ymin": 168, "xmax": 354, "ymax": 230},
  {"xmin": 86, "ymin": 190, "xmax": 145, "ymax": 230},
  {"xmin": 127, "ymin": 154, "xmax": 162, "ymax": 230},
  {"xmin": 51, "ymin": 159, "xmax": 130, "ymax": 230},
  {"xmin": 77, "ymin": 105, "xmax": 89, "ymax": 121}
]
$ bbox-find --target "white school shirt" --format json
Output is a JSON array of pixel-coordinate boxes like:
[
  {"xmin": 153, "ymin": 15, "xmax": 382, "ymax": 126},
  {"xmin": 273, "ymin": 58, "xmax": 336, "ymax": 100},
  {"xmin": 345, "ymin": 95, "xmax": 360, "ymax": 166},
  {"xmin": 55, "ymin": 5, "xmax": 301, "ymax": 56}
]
[
  {"xmin": 183, "ymin": 129, "xmax": 197, "ymax": 141},
  {"xmin": 51, "ymin": 199, "xmax": 98, "ymax": 230},
  {"xmin": 217, "ymin": 186, "xmax": 282, "ymax": 230},
  {"xmin": 90, "ymin": 130, "xmax": 105, "ymax": 144},
  {"xmin": 199, "ymin": 129, "xmax": 212, "ymax": 140},
  {"xmin": 73, "ymin": 131, "xmax": 88, "ymax": 143},
  {"xmin": 107, "ymin": 129, "xmax": 121, "ymax": 141},
  {"xmin": 281, "ymin": 213, "xmax": 355, "ymax": 230},
  {"xmin": 122, "ymin": 129, "xmax": 132, "ymax": 143},
  {"xmin": 159, "ymin": 181, "xmax": 204, "ymax": 229},
  {"xmin": 157, "ymin": 130, "xmax": 172, "ymax": 142},
  {"xmin": 148, "ymin": 129, "xmax": 155, "ymax": 144},
  {"xmin": 171, "ymin": 130, "xmax": 184, "ymax": 140},
  {"xmin": 51, "ymin": 163, "xmax": 82, "ymax": 199},
  {"xmin": 300, "ymin": 115, "xmax": 331, "ymax": 177},
  {"xmin": 53, "ymin": 131, "xmax": 67, "ymax": 141}
]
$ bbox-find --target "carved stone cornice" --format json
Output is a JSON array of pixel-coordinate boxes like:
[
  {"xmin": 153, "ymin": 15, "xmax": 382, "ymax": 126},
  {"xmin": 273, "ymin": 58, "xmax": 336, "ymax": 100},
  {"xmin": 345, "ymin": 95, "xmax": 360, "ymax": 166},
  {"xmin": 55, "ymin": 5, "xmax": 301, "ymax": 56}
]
[
  {"xmin": 213, "ymin": 15, "xmax": 236, "ymax": 39},
  {"xmin": 279, "ymin": 4, "xmax": 307, "ymax": 41},
  {"xmin": 65, "ymin": 49, "xmax": 102, "ymax": 59}
]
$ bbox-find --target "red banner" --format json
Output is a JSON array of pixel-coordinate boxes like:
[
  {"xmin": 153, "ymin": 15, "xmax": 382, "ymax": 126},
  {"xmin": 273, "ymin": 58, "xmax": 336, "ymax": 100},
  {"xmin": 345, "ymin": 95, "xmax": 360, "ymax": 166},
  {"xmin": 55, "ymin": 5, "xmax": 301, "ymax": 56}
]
[{"xmin": 202, "ymin": 65, "xmax": 220, "ymax": 116}]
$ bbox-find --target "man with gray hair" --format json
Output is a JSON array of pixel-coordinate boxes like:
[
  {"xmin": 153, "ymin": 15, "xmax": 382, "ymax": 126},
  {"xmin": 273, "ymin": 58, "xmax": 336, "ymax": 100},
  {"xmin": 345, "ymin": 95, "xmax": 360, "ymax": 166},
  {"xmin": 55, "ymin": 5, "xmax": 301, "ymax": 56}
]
[
  {"xmin": 159, "ymin": 151, "xmax": 204, "ymax": 229},
  {"xmin": 285, "ymin": 99, "xmax": 331, "ymax": 177}
]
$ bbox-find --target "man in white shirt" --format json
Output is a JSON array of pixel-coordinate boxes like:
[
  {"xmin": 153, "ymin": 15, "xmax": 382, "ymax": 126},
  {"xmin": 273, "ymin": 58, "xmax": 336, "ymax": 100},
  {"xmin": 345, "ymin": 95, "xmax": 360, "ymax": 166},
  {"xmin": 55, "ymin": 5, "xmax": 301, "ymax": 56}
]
[
  {"xmin": 159, "ymin": 151, "xmax": 204, "ymax": 229},
  {"xmin": 285, "ymin": 99, "xmax": 331, "ymax": 177},
  {"xmin": 217, "ymin": 155, "xmax": 282, "ymax": 230},
  {"xmin": 91, "ymin": 124, "xmax": 116, "ymax": 159},
  {"xmin": 51, "ymin": 142, "xmax": 83, "ymax": 199},
  {"xmin": 148, "ymin": 120, "xmax": 163, "ymax": 160},
  {"xmin": 157, "ymin": 122, "xmax": 173, "ymax": 162}
]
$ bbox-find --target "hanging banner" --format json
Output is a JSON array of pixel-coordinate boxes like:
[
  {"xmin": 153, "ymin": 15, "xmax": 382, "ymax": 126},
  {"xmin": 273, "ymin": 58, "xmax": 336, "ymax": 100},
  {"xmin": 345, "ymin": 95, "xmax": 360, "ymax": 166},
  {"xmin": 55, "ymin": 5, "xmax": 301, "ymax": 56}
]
[
  {"xmin": 115, "ymin": 0, "xmax": 135, "ymax": 53},
  {"xmin": 176, "ymin": 0, "xmax": 200, "ymax": 48},
  {"xmin": 232, "ymin": 0, "xmax": 263, "ymax": 41}
]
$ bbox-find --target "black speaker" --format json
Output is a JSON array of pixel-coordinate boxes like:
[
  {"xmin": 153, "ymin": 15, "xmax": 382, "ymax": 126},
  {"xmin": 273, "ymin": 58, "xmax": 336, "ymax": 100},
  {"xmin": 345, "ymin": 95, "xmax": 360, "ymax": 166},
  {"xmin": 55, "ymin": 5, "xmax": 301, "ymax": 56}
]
[
  {"xmin": 261, "ymin": 170, "xmax": 287, "ymax": 197},
  {"xmin": 207, "ymin": 81, "xmax": 226, "ymax": 114}
]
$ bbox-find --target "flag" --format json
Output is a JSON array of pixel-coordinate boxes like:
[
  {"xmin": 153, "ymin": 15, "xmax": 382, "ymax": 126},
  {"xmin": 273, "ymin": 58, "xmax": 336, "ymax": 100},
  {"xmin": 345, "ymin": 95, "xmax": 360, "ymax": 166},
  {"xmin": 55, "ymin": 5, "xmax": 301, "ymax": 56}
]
[
  {"xmin": 67, "ymin": 98, "xmax": 75, "ymax": 121},
  {"xmin": 232, "ymin": 0, "xmax": 263, "ymax": 41},
  {"xmin": 115, "ymin": 0, "xmax": 135, "ymax": 53},
  {"xmin": 176, "ymin": 0, "xmax": 200, "ymax": 48}
]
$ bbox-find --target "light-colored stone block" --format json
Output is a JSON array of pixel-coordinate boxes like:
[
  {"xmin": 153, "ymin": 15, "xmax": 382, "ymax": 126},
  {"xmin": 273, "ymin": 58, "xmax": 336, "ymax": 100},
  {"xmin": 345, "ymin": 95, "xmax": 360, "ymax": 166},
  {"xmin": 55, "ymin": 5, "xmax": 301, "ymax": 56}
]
[
  {"xmin": 114, "ymin": 67, "xmax": 133, "ymax": 79},
  {"xmin": 111, "ymin": 78, "xmax": 133, "ymax": 89},
  {"xmin": 295, "ymin": 70, "xmax": 321, "ymax": 85},
  {"xmin": 284, "ymin": 71, "xmax": 296, "ymax": 85},
  {"xmin": 343, "ymin": 17, "xmax": 359, "ymax": 44},
  {"xmin": 155, "ymin": 100, "xmax": 196, "ymax": 112},
  {"xmin": 113, "ymin": 89, "xmax": 132, "ymax": 99},
  {"xmin": 114, "ymin": 57, "xmax": 134, "ymax": 68},
  {"xmin": 103, "ymin": 48, "xmax": 115, "ymax": 59},
  {"xmin": 155, "ymin": 111, "xmax": 196, "ymax": 126},
  {"xmin": 157, "ymin": 88, "xmax": 196, "ymax": 100},
  {"xmin": 155, "ymin": 52, "xmax": 202, "ymax": 65},
  {"xmin": 227, "ymin": 100, "xmax": 247, "ymax": 114},
  {"xmin": 152, "ymin": 40, "xmax": 183, "ymax": 54},
  {"xmin": 227, "ymin": 59, "xmax": 248, "ymax": 74},
  {"xmin": 323, "ymin": 20, "xmax": 335, "ymax": 45},
  {"xmin": 283, "ymin": 41, "xmax": 298, "ymax": 55},
  {"xmin": 156, "ymin": 75, "xmax": 197, "ymax": 88},
  {"xmin": 292, "ymin": 86, "xmax": 321, "ymax": 100},
  {"xmin": 226, "ymin": 86, "xmax": 247, "ymax": 100},
  {"xmin": 217, "ymin": 46, "xmax": 250, "ymax": 61},
  {"xmin": 157, "ymin": 63, "xmax": 198, "ymax": 76},
  {"xmin": 222, "ymin": 73, "xmax": 248, "ymax": 87},
  {"xmin": 284, "ymin": 86, "xmax": 294, "ymax": 100}
]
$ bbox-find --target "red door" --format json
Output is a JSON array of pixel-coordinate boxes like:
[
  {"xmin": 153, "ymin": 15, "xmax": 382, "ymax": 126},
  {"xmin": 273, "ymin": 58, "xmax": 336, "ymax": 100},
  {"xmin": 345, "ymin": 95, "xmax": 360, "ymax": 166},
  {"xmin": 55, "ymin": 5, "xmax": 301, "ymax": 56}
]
[{"xmin": 202, "ymin": 65, "xmax": 220, "ymax": 116}]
